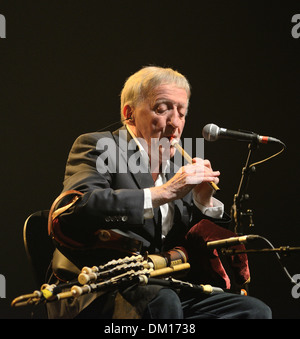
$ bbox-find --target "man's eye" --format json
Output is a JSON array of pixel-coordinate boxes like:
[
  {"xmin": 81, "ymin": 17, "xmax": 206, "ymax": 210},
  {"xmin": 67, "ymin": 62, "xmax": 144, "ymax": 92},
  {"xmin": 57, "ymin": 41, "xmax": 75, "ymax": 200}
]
[{"xmin": 155, "ymin": 103, "xmax": 169, "ymax": 113}]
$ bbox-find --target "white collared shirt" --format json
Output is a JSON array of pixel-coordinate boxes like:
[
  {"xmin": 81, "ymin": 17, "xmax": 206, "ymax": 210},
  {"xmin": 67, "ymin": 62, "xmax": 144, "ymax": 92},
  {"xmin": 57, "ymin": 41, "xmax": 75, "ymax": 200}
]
[{"xmin": 125, "ymin": 125, "xmax": 224, "ymax": 237}]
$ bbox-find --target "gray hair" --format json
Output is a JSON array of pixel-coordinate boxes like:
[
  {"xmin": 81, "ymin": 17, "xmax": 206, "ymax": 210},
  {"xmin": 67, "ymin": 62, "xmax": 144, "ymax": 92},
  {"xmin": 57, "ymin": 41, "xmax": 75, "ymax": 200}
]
[{"xmin": 120, "ymin": 66, "xmax": 191, "ymax": 123}]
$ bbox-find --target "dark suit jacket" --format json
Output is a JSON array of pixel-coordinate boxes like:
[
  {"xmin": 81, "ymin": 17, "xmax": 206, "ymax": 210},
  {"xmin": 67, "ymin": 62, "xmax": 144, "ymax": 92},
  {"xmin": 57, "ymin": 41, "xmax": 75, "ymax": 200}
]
[{"xmin": 55, "ymin": 127, "xmax": 230, "ymax": 269}]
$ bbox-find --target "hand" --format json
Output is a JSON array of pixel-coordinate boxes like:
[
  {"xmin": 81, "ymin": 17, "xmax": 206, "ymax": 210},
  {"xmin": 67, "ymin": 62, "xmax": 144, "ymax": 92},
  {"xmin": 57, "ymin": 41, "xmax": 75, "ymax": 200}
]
[
  {"xmin": 150, "ymin": 158, "xmax": 220, "ymax": 208},
  {"xmin": 191, "ymin": 158, "xmax": 220, "ymax": 207}
]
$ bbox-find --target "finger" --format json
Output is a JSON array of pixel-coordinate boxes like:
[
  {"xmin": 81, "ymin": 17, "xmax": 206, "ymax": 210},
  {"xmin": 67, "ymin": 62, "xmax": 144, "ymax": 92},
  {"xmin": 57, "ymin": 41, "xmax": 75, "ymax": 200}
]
[
  {"xmin": 191, "ymin": 157, "xmax": 203, "ymax": 164},
  {"xmin": 210, "ymin": 170, "xmax": 220, "ymax": 177},
  {"xmin": 203, "ymin": 159, "xmax": 211, "ymax": 167},
  {"xmin": 192, "ymin": 158, "xmax": 219, "ymax": 174}
]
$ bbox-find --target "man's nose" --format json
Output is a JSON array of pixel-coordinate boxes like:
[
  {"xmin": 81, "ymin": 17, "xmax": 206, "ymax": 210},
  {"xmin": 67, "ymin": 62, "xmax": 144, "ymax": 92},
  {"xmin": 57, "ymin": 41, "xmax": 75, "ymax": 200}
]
[{"xmin": 167, "ymin": 110, "xmax": 181, "ymax": 129}]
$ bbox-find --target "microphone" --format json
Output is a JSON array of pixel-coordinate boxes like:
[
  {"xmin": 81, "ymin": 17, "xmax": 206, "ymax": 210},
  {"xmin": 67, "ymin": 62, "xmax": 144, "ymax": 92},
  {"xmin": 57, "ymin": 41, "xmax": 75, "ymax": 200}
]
[
  {"xmin": 202, "ymin": 123, "xmax": 284, "ymax": 146},
  {"xmin": 206, "ymin": 234, "xmax": 259, "ymax": 249}
]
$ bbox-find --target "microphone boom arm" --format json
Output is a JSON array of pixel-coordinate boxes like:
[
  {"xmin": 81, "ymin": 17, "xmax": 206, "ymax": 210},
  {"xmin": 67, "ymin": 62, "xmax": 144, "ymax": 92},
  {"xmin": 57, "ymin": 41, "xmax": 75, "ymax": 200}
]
[{"xmin": 231, "ymin": 141, "xmax": 258, "ymax": 235}]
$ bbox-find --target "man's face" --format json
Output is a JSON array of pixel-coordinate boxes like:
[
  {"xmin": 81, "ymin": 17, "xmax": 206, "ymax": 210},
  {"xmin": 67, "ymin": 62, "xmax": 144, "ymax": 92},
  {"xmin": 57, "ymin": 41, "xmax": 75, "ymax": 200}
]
[{"xmin": 129, "ymin": 83, "xmax": 189, "ymax": 162}]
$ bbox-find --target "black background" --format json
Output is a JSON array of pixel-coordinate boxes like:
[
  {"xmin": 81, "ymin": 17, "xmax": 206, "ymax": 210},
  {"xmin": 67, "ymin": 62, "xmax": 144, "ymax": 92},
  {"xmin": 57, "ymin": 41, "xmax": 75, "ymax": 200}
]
[{"xmin": 0, "ymin": 0, "xmax": 299, "ymax": 319}]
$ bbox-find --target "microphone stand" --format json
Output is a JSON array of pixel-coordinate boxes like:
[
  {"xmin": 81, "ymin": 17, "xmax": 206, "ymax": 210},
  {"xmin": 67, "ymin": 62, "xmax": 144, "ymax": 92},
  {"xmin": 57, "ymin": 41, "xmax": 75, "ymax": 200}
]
[
  {"xmin": 221, "ymin": 240, "xmax": 300, "ymax": 287},
  {"xmin": 231, "ymin": 141, "xmax": 257, "ymax": 235},
  {"xmin": 221, "ymin": 246, "xmax": 300, "ymax": 256}
]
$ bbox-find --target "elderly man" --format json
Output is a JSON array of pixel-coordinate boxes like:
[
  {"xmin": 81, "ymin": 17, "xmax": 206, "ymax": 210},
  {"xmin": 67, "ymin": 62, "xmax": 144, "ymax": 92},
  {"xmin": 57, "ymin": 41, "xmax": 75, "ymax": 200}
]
[{"xmin": 47, "ymin": 66, "xmax": 271, "ymax": 319}]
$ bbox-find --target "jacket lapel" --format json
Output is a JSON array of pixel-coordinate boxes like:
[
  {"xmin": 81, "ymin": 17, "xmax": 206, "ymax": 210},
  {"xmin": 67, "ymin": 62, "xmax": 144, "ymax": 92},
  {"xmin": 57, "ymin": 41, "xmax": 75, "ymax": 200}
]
[{"xmin": 112, "ymin": 127, "xmax": 154, "ymax": 190}]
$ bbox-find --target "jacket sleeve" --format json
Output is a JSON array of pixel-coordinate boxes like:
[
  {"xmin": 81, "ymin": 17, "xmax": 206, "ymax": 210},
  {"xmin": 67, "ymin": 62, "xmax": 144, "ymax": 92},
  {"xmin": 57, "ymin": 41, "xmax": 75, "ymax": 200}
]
[{"xmin": 57, "ymin": 132, "xmax": 145, "ymax": 241}]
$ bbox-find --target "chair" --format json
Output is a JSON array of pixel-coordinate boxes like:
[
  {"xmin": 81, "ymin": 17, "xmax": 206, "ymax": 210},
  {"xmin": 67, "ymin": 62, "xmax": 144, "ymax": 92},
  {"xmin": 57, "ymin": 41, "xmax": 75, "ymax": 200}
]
[
  {"xmin": 23, "ymin": 210, "xmax": 54, "ymax": 288},
  {"xmin": 23, "ymin": 209, "xmax": 81, "ymax": 288}
]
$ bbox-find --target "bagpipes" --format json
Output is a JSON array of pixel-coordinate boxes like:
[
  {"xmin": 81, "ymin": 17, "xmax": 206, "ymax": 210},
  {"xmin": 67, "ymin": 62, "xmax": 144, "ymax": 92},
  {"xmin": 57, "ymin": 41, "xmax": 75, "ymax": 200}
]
[
  {"xmin": 11, "ymin": 248, "xmax": 224, "ymax": 308},
  {"xmin": 12, "ymin": 190, "xmax": 252, "ymax": 308}
]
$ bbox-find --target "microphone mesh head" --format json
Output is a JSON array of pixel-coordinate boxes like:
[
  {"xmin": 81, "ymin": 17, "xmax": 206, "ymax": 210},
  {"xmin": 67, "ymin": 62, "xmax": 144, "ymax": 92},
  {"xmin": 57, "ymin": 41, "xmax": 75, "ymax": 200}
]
[{"xmin": 202, "ymin": 124, "xmax": 219, "ymax": 141}]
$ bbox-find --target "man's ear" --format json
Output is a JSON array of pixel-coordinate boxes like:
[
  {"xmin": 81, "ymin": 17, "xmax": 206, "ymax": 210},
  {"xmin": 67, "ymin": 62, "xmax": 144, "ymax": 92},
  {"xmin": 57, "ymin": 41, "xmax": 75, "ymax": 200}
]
[{"xmin": 123, "ymin": 105, "xmax": 134, "ymax": 123}]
